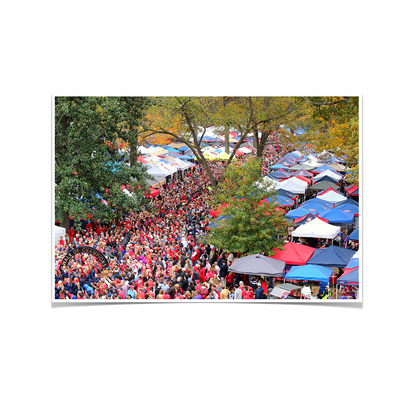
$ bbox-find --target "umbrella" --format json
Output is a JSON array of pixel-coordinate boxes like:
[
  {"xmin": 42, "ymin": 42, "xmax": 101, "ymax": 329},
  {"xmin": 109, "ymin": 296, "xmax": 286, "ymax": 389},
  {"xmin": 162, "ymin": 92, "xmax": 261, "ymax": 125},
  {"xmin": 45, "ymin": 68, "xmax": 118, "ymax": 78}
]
[{"xmin": 228, "ymin": 254, "xmax": 286, "ymax": 277}]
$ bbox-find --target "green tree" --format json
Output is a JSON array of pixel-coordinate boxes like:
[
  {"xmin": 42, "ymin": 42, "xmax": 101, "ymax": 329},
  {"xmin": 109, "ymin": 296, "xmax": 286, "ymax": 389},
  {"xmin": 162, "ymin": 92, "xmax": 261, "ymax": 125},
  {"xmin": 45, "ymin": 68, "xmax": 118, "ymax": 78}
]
[
  {"xmin": 141, "ymin": 96, "xmax": 308, "ymax": 188},
  {"xmin": 55, "ymin": 96, "xmax": 151, "ymax": 232},
  {"xmin": 117, "ymin": 96, "xmax": 153, "ymax": 167},
  {"xmin": 295, "ymin": 97, "xmax": 359, "ymax": 184},
  {"xmin": 205, "ymin": 157, "xmax": 289, "ymax": 255}
]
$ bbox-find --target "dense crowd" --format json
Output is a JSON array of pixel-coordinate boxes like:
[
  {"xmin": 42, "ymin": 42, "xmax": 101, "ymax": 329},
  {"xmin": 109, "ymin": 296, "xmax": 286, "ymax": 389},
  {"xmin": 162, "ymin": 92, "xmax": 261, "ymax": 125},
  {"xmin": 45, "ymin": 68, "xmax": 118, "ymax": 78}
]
[{"xmin": 54, "ymin": 135, "xmax": 357, "ymax": 300}]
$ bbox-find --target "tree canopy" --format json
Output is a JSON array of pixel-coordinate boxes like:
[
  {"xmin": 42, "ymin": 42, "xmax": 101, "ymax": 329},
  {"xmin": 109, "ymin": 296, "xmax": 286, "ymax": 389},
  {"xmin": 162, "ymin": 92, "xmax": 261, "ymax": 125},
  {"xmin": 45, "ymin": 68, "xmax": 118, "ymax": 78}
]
[
  {"xmin": 205, "ymin": 157, "xmax": 290, "ymax": 255},
  {"xmin": 55, "ymin": 96, "xmax": 151, "ymax": 230}
]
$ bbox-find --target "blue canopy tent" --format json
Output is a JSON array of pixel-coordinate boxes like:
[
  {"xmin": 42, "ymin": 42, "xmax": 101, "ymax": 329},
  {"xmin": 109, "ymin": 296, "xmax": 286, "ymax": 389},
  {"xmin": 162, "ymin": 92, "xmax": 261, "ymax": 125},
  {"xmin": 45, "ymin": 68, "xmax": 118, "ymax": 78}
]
[
  {"xmin": 284, "ymin": 264, "xmax": 333, "ymax": 284},
  {"xmin": 345, "ymin": 257, "xmax": 359, "ymax": 270},
  {"xmin": 312, "ymin": 165, "xmax": 338, "ymax": 173},
  {"xmin": 264, "ymin": 195, "xmax": 295, "ymax": 208},
  {"xmin": 299, "ymin": 198, "xmax": 333, "ymax": 210},
  {"xmin": 286, "ymin": 203, "xmax": 330, "ymax": 219},
  {"xmin": 269, "ymin": 163, "xmax": 290, "ymax": 170},
  {"xmin": 207, "ymin": 214, "xmax": 233, "ymax": 227},
  {"xmin": 277, "ymin": 154, "xmax": 297, "ymax": 161},
  {"xmin": 334, "ymin": 198, "xmax": 359, "ymax": 208},
  {"xmin": 268, "ymin": 169, "xmax": 292, "ymax": 180},
  {"xmin": 278, "ymin": 189, "xmax": 298, "ymax": 199},
  {"xmin": 337, "ymin": 268, "xmax": 359, "ymax": 286},
  {"xmin": 291, "ymin": 169, "xmax": 314, "ymax": 178},
  {"xmin": 307, "ymin": 246, "xmax": 356, "ymax": 269},
  {"xmin": 348, "ymin": 228, "xmax": 359, "ymax": 241},
  {"xmin": 178, "ymin": 146, "xmax": 189, "ymax": 152},
  {"xmin": 292, "ymin": 213, "xmax": 328, "ymax": 227},
  {"xmin": 286, "ymin": 151, "xmax": 303, "ymax": 160},
  {"xmin": 176, "ymin": 154, "xmax": 194, "ymax": 159},
  {"xmin": 285, "ymin": 207, "xmax": 311, "ymax": 221},
  {"xmin": 318, "ymin": 208, "xmax": 355, "ymax": 224},
  {"xmin": 165, "ymin": 151, "xmax": 184, "ymax": 158},
  {"xmin": 161, "ymin": 145, "xmax": 179, "ymax": 152},
  {"xmin": 313, "ymin": 176, "xmax": 341, "ymax": 185},
  {"xmin": 335, "ymin": 255, "xmax": 360, "ymax": 296}
]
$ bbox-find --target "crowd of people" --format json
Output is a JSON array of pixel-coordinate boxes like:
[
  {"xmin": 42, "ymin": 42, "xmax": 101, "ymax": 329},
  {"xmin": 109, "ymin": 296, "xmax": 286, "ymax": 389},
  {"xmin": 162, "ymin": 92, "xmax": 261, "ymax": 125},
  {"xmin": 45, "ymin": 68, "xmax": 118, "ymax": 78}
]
[{"xmin": 54, "ymin": 135, "xmax": 357, "ymax": 300}]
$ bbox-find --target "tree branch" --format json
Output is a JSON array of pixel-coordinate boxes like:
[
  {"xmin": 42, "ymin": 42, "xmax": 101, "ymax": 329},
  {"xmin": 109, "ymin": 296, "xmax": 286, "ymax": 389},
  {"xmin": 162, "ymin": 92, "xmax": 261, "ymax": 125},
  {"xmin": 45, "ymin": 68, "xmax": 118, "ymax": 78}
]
[{"xmin": 302, "ymin": 97, "xmax": 350, "ymax": 106}]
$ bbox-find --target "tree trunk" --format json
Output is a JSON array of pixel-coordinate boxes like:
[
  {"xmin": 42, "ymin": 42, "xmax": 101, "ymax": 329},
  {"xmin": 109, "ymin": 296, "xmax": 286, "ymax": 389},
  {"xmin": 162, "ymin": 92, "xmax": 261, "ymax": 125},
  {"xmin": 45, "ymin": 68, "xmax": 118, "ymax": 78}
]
[
  {"xmin": 200, "ymin": 157, "xmax": 218, "ymax": 192},
  {"xmin": 253, "ymin": 130, "xmax": 258, "ymax": 148},
  {"xmin": 225, "ymin": 127, "xmax": 230, "ymax": 154},
  {"xmin": 130, "ymin": 144, "xmax": 137, "ymax": 167},
  {"xmin": 60, "ymin": 209, "xmax": 70, "ymax": 232}
]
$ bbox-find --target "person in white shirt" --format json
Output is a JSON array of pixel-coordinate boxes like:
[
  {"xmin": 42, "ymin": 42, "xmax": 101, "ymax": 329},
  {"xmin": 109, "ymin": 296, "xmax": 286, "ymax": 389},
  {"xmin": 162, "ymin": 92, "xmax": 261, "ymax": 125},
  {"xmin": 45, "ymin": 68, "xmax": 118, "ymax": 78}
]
[
  {"xmin": 234, "ymin": 284, "xmax": 242, "ymax": 299},
  {"xmin": 301, "ymin": 282, "xmax": 312, "ymax": 299},
  {"xmin": 180, "ymin": 236, "xmax": 188, "ymax": 248}
]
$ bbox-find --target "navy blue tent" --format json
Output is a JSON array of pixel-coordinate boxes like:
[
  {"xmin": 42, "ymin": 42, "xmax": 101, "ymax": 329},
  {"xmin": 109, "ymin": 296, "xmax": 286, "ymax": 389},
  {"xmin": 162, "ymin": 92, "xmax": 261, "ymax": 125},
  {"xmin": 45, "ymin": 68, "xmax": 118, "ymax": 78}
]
[
  {"xmin": 318, "ymin": 208, "xmax": 355, "ymax": 224},
  {"xmin": 286, "ymin": 202, "xmax": 329, "ymax": 219},
  {"xmin": 335, "ymin": 198, "xmax": 359, "ymax": 207},
  {"xmin": 348, "ymin": 228, "xmax": 359, "ymax": 241},
  {"xmin": 313, "ymin": 176, "xmax": 341, "ymax": 185},
  {"xmin": 278, "ymin": 189, "xmax": 298, "ymax": 199},
  {"xmin": 268, "ymin": 169, "xmax": 292, "ymax": 179},
  {"xmin": 264, "ymin": 195, "xmax": 295, "ymax": 207},
  {"xmin": 307, "ymin": 246, "xmax": 356, "ymax": 269},
  {"xmin": 179, "ymin": 146, "xmax": 189, "ymax": 152},
  {"xmin": 292, "ymin": 213, "xmax": 328, "ymax": 227},
  {"xmin": 334, "ymin": 202, "xmax": 359, "ymax": 216},
  {"xmin": 337, "ymin": 268, "xmax": 359, "ymax": 286}
]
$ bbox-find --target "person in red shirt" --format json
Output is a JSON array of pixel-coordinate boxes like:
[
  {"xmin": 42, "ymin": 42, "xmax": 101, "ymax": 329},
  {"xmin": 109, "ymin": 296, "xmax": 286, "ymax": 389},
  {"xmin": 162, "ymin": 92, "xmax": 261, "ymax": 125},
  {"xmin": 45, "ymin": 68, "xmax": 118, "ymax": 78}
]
[
  {"xmin": 68, "ymin": 227, "xmax": 75, "ymax": 240},
  {"xmin": 226, "ymin": 272, "xmax": 234, "ymax": 290},
  {"xmin": 191, "ymin": 246, "xmax": 201, "ymax": 263}
]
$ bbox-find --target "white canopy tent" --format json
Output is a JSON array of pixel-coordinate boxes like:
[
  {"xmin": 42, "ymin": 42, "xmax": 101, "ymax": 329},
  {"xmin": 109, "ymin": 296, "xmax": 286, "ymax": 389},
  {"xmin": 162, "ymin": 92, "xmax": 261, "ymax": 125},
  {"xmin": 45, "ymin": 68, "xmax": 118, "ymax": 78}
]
[
  {"xmin": 302, "ymin": 158, "xmax": 323, "ymax": 168},
  {"xmin": 277, "ymin": 179, "xmax": 306, "ymax": 194},
  {"xmin": 314, "ymin": 169, "xmax": 343, "ymax": 182},
  {"xmin": 317, "ymin": 191, "xmax": 347, "ymax": 203},
  {"xmin": 291, "ymin": 217, "xmax": 341, "ymax": 239},
  {"xmin": 158, "ymin": 161, "xmax": 178, "ymax": 174},
  {"xmin": 55, "ymin": 225, "xmax": 66, "ymax": 243},
  {"xmin": 257, "ymin": 176, "xmax": 279, "ymax": 191},
  {"xmin": 239, "ymin": 147, "xmax": 252, "ymax": 154},
  {"xmin": 285, "ymin": 176, "xmax": 309, "ymax": 188},
  {"xmin": 147, "ymin": 165, "xmax": 173, "ymax": 178},
  {"xmin": 139, "ymin": 145, "xmax": 157, "ymax": 154}
]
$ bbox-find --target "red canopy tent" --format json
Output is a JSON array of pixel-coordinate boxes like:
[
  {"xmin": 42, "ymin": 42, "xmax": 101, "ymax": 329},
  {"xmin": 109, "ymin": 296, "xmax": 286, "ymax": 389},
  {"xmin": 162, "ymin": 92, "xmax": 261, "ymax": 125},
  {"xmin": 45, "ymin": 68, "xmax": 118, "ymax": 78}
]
[
  {"xmin": 347, "ymin": 185, "xmax": 359, "ymax": 196},
  {"xmin": 292, "ymin": 213, "xmax": 329, "ymax": 225},
  {"xmin": 269, "ymin": 242, "xmax": 315, "ymax": 265},
  {"xmin": 293, "ymin": 175, "xmax": 311, "ymax": 185},
  {"xmin": 318, "ymin": 187, "xmax": 342, "ymax": 196},
  {"xmin": 137, "ymin": 156, "xmax": 148, "ymax": 163},
  {"xmin": 145, "ymin": 187, "xmax": 160, "ymax": 197},
  {"xmin": 210, "ymin": 203, "xmax": 230, "ymax": 218}
]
